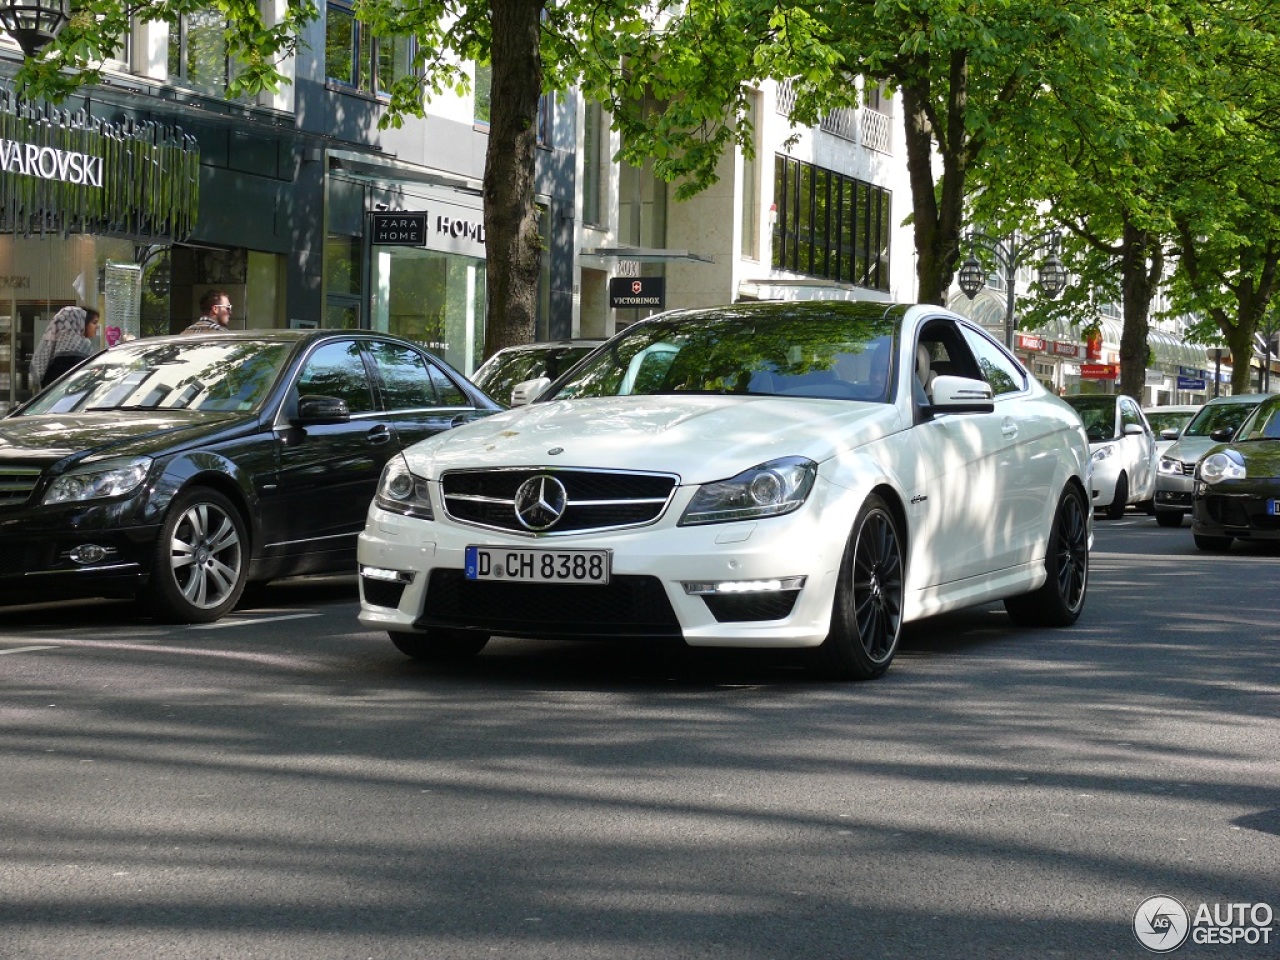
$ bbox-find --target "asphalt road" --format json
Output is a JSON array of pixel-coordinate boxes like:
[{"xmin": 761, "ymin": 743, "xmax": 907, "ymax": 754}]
[{"xmin": 1, "ymin": 515, "xmax": 1277, "ymax": 959}]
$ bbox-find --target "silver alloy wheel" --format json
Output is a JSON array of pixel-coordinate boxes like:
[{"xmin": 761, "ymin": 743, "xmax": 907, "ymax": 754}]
[{"xmin": 169, "ymin": 501, "xmax": 244, "ymax": 609}]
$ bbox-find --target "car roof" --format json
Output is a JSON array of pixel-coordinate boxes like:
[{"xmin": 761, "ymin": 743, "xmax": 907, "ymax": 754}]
[
  {"xmin": 1143, "ymin": 404, "xmax": 1201, "ymax": 413},
  {"xmin": 1204, "ymin": 393, "xmax": 1269, "ymax": 404}
]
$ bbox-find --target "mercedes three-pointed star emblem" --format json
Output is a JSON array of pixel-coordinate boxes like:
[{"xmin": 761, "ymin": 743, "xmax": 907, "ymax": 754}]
[{"xmin": 513, "ymin": 474, "xmax": 568, "ymax": 531}]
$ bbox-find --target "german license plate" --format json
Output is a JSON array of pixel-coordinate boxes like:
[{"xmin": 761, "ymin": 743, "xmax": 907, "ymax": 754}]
[
  {"xmin": 464, "ymin": 546, "xmax": 611, "ymax": 584},
  {"xmin": 1268, "ymin": 500, "xmax": 1280, "ymax": 516}
]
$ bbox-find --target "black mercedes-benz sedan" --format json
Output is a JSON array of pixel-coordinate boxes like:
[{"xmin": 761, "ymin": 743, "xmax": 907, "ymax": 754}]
[{"xmin": 0, "ymin": 329, "xmax": 500, "ymax": 622}]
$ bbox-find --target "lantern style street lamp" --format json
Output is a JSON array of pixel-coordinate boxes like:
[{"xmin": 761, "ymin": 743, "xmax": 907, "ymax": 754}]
[
  {"xmin": 0, "ymin": 0, "xmax": 70, "ymax": 57},
  {"xmin": 957, "ymin": 229, "xmax": 1068, "ymax": 348}
]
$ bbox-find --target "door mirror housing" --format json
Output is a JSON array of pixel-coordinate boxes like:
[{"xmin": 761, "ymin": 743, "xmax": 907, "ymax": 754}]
[
  {"xmin": 294, "ymin": 395, "xmax": 351, "ymax": 425},
  {"xmin": 926, "ymin": 375, "xmax": 995, "ymax": 415},
  {"xmin": 510, "ymin": 377, "xmax": 552, "ymax": 407}
]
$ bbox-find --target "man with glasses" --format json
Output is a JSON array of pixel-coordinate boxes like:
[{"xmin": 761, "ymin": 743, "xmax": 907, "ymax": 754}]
[{"xmin": 182, "ymin": 290, "xmax": 234, "ymax": 335}]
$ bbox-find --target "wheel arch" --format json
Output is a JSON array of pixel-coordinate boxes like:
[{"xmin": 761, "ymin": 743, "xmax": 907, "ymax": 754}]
[
  {"xmin": 867, "ymin": 482, "xmax": 909, "ymax": 560},
  {"xmin": 165, "ymin": 469, "xmax": 257, "ymax": 558}
]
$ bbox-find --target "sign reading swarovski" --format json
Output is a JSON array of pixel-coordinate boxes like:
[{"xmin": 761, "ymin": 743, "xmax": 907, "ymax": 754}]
[
  {"xmin": 0, "ymin": 89, "xmax": 200, "ymax": 239},
  {"xmin": 0, "ymin": 139, "xmax": 102, "ymax": 186}
]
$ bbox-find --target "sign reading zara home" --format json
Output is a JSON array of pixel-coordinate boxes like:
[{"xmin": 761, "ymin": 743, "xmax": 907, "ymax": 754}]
[
  {"xmin": 609, "ymin": 276, "xmax": 666, "ymax": 309},
  {"xmin": 372, "ymin": 213, "xmax": 427, "ymax": 246}
]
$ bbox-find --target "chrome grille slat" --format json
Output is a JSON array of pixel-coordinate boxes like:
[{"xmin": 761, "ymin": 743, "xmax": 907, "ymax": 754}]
[
  {"xmin": 441, "ymin": 467, "xmax": 678, "ymax": 535},
  {"xmin": 0, "ymin": 466, "xmax": 42, "ymax": 506}
]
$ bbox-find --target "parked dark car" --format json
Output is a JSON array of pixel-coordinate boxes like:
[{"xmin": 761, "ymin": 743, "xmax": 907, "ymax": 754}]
[
  {"xmin": 0, "ymin": 329, "xmax": 500, "ymax": 622},
  {"xmin": 470, "ymin": 339, "xmax": 603, "ymax": 406},
  {"xmin": 1191, "ymin": 392, "xmax": 1280, "ymax": 551}
]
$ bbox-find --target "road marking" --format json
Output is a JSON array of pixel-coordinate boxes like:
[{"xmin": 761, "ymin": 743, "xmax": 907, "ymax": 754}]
[
  {"xmin": 0, "ymin": 645, "xmax": 60, "ymax": 655},
  {"xmin": 191, "ymin": 613, "xmax": 322, "ymax": 630}
]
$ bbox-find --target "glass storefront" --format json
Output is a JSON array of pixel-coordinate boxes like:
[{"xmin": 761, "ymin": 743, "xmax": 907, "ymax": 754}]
[{"xmin": 370, "ymin": 245, "xmax": 486, "ymax": 374}]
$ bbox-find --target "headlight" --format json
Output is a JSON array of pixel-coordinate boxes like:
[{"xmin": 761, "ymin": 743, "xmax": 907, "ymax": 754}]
[
  {"xmin": 375, "ymin": 453, "xmax": 433, "ymax": 518},
  {"xmin": 1091, "ymin": 445, "xmax": 1115, "ymax": 462},
  {"xmin": 1158, "ymin": 457, "xmax": 1184, "ymax": 476},
  {"xmin": 1198, "ymin": 451, "xmax": 1246, "ymax": 484},
  {"xmin": 42, "ymin": 456, "xmax": 152, "ymax": 505},
  {"xmin": 679, "ymin": 457, "xmax": 817, "ymax": 526}
]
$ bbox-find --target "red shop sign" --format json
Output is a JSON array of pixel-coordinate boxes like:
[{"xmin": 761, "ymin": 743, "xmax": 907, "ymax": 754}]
[
  {"xmin": 1016, "ymin": 334, "xmax": 1046, "ymax": 352},
  {"xmin": 1052, "ymin": 341, "xmax": 1080, "ymax": 358},
  {"xmin": 1080, "ymin": 363, "xmax": 1119, "ymax": 380}
]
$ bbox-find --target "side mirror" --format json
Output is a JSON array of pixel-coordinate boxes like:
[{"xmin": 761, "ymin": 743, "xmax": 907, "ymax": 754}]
[
  {"xmin": 1160, "ymin": 427, "xmax": 1180, "ymax": 441},
  {"xmin": 294, "ymin": 395, "xmax": 351, "ymax": 425},
  {"xmin": 1210, "ymin": 426, "xmax": 1235, "ymax": 442},
  {"xmin": 928, "ymin": 375, "xmax": 995, "ymax": 414},
  {"xmin": 1123, "ymin": 422, "xmax": 1146, "ymax": 436},
  {"xmin": 510, "ymin": 377, "xmax": 552, "ymax": 407}
]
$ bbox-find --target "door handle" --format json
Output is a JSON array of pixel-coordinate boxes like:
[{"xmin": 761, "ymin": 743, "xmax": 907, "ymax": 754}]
[
  {"xmin": 367, "ymin": 424, "xmax": 392, "ymax": 445},
  {"xmin": 1001, "ymin": 419, "xmax": 1018, "ymax": 440}
]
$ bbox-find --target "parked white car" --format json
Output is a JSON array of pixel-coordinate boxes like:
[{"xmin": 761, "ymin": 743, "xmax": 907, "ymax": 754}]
[
  {"xmin": 358, "ymin": 301, "xmax": 1093, "ymax": 680},
  {"xmin": 1143, "ymin": 404, "xmax": 1202, "ymax": 458},
  {"xmin": 1063, "ymin": 394, "xmax": 1157, "ymax": 519}
]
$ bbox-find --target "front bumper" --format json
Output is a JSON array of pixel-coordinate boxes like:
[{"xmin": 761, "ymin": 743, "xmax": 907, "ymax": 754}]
[
  {"xmin": 356, "ymin": 497, "xmax": 851, "ymax": 649},
  {"xmin": 1154, "ymin": 466, "xmax": 1194, "ymax": 513},
  {"xmin": 1192, "ymin": 481, "xmax": 1280, "ymax": 540},
  {"xmin": 0, "ymin": 514, "xmax": 159, "ymax": 603}
]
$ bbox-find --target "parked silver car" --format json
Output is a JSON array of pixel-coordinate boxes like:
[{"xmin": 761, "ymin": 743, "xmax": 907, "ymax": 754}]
[{"xmin": 1154, "ymin": 394, "xmax": 1267, "ymax": 527}]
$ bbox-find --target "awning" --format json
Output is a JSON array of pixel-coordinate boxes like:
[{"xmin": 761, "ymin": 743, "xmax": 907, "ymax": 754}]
[{"xmin": 581, "ymin": 246, "xmax": 714, "ymax": 265}]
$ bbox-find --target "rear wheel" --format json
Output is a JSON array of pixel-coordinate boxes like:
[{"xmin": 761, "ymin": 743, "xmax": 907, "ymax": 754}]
[
  {"xmin": 389, "ymin": 629, "xmax": 489, "ymax": 662},
  {"xmin": 1155, "ymin": 510, "xmax": 1184, "ymax": 528},
  {"xmin": 1005, "ymin": 485, "xmax": 1089, "ymax": 627},
  {"xmin": 1193, "ymin": 533, "xmax": 1233, "ymax": 552},
  {"xmin": 1104, "ymin": 473, "xmax": 1129, "ymax": 520},
  {"xmin": 812, "ymin": 495, "xmax": 903, "ymax": 681},
  {"xmin": 145, "ymin": 488, "xmax": 248, "ymax": 623}
]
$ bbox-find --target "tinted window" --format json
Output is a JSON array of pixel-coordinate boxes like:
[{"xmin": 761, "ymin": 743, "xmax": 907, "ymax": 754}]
[
  {"xmin": 427, "ymin": 364, "xmax": 469, "ymax": 406},
  {"xmin": 958, "ymin": 326, "xmax": 1025, "ymax": 397},
  {"xmin": 367, "ymin": 342, "xmax": 437, "ymax": 409},
  {"xmin": 296, "ymin": 341, "xmax": 374, "ymax": 413}
]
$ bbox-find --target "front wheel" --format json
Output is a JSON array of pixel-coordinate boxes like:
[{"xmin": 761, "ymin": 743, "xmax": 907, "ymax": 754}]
[
  {"xmin": 145, "ymin": 487, "xmax": 249, "ymax": 623},
  {"xmin": 1104, "ymin": 473, "xmax": 1129, "ymax": 520},
  {"xmin": 812, "ymin": 495, "xmax": 904, "ymax": 681},
  {"xmin": 389, "ymin": 629, "xmax": 490, "ymax": 662},
  {"xmin": 1005, "ymin": 484, "xmax": 1089, "ymax": 627},
  {"xmin": 1155, "ymin": 510, "xmax": 1184, "ymax": 528},
  {"xmin": 1193, "ymin": 533, "xmax": 1233, "ymax": 552}
]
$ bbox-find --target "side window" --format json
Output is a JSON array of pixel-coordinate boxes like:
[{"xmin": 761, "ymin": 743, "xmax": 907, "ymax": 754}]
[
  {"xmin": 427, "ymin": 364, "xmax": 469, "ymax": 406},
  {"xmin": 958, "ymin": 325, "xmax": 1026, "ymax": 397},
  {"xmin": 1120, "ymin": 399, "xmax": 1144, "ymax": 430},
  {"xmin": 367, "ymin": 342, "xmax": 438, "ymax": 410},
  {"xmin": 295, "ymin": 341, "xmax": 375, "ymax": 413}
]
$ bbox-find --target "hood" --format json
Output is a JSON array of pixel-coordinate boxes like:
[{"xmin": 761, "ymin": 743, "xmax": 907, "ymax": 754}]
[
  {"xmin": 0, "ymin": 410, "xmax": 248, "ymax": 468},
  {"xmin": 1164, "ymin": 434, "xmax": 1221, "ymax": 465},
  {"xmin": 1220, "ymin": 439, "xmax": 1280, "ymax": 477},
  {"xmin": 404, "ymin": 395, "xmax": 904, "ymax": 484}
]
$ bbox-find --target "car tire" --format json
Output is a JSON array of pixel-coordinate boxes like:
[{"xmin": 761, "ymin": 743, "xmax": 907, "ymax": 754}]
[
  {"xmin": 1004, "ymin": 484, "xmax": 1089, "ymax": 627},
  {"xmin": 1155, "ymin": 510, "xmax": 1184, "ymax": 528},
  {"xmin": 812, "ymin": 494, "xmax": 903, "ymax": 681},
  {"xmin": 389, "ymin": 629, "xmax": 490, "ymax": 662},
  {"xmin": 1104, "ymin": 473, "xmax": 1129, "ymax": 520},
  {"xmin": 145, "ymin": 487, "xmax": 249, "ymax": 624},
  {"xmin": 1193, "ymin": 533, "xmax": 1233, "ymax": 552}
]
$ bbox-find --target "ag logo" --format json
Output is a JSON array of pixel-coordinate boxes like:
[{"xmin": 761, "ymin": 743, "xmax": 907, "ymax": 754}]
[{"xmin": 1134, "ymin": 895, "xmax": 1190, "ymax": 952}]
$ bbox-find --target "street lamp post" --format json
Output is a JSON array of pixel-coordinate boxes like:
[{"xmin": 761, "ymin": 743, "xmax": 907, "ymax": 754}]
[
  {"xmin": 957, "ymin": 229, "xmax": 1068, "ymax": 348},
  {"xmin": 0, "ymin": 0, "xmax": 70, "ymax": 57}
]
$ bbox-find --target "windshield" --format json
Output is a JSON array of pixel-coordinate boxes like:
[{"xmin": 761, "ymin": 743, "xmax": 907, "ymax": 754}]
[
  {"xmin": 1181, "ymin": 400, "xmax": 1260, "ymax": 438},
  {"xmin": 473, "ymin": 345, "xmax": 598, "ymax": 404},
  {"xmin": 1231, "ymin": 398, "xmax": 1280, "ymax": 441},
  {"xmin": 21, "ymin": 339, "xmax": 291, "ymax": 416},
  {"xmin": 1145, "ymin": 410, "xmax": 1195, "ymax": 435},
  {"xmin": 547, "ymin": 304, "xmax": 901, "ymax": 403}
]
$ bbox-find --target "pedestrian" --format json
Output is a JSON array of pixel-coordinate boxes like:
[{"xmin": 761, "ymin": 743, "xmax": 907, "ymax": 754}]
[
  {"xmin": 30, "ymin": 306, "xmax": 100, "ymax": 391},
  {"xmin": 182, "ymin": 290, "xmax": 233, "ymax": 334}
]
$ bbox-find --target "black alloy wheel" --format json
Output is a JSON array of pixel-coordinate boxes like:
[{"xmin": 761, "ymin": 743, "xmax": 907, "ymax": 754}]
[
  {"xmin": 1005, "ymin": 484, "xmax": 1089, "ymax": 627},
  {"xmin": 814, "ymin": 494, "xmax": 904, "ymax": 681}
]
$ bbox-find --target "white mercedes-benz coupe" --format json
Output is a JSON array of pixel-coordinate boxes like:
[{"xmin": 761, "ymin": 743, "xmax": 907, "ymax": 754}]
[{"xmin": 357, "ymin": 301, "xmax": 1092, "ymax": 680}]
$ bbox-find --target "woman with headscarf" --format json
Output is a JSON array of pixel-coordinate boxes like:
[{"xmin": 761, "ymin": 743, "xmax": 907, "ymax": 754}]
[{"xmin": 30, "ymin": 306, "xmax": 100, "ymax": 390}]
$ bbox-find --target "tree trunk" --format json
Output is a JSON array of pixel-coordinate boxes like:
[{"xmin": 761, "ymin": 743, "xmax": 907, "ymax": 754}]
[
  {"xmin": 482, "ymin": 0, "xmax": 544, "ymax": 360},
  {"xmin": 1117, "ymin": 221, "xmax": 1160, "ymax": 400}
]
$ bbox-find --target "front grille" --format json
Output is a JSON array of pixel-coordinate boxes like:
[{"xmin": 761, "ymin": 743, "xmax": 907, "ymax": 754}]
[
  {"xmin": 1181, "ymin": 462, "xmax": 1196, "ymax": 477},
  {"xmin": 702, "ymin": 591, "xmax": 800, "ymax": 623},
  {"xmin": 0, "ymin": 465, "xmax": 42, "ymax": 507},
  {"xmin": 417, "ymin": 569, "xmax": 682, "ymax": 639},
  {"xmin": 441, "ymin": 468, "xmax": 678, "ymax": 535},
  {"xmin": 1203, "ymin": 495, "xmax": 1280, "ymax": 530}
]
